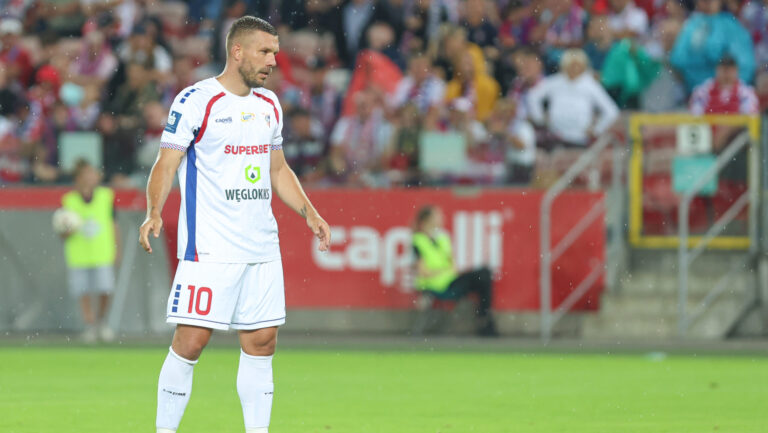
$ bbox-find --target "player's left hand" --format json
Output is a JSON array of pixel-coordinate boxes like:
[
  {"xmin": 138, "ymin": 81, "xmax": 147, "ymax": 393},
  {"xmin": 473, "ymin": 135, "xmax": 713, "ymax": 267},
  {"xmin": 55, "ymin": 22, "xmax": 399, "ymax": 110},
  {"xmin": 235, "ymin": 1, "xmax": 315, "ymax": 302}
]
[{"xmin": 307, "ymin": 212, "xmax": 331, "ymax": 251}]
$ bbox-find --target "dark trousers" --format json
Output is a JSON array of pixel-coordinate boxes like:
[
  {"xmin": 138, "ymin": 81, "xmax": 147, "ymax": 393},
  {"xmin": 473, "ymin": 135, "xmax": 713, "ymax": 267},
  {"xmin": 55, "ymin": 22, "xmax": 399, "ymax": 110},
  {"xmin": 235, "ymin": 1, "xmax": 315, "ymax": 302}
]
[{"xmin": 430, "ymin": 267, "xmax": 493, "ymax": 318}]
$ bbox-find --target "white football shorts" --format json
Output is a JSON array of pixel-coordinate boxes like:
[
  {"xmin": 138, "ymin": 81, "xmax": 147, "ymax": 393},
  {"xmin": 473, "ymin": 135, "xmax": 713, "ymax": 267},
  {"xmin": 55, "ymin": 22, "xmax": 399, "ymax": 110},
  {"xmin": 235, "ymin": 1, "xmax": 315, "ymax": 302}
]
[{"xmin": 166, "ymin": 260, "xmax": 286, "ymax": 331}]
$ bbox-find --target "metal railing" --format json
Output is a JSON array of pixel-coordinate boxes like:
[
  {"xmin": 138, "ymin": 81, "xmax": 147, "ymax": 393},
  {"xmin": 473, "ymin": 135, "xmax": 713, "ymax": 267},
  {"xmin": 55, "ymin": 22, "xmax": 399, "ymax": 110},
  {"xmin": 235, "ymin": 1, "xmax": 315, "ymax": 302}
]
[
  {"xmin": 677, "ymin": 131, "xmax": 759, "ymax": 335},
  {"xmin": 540, "ymin": 133, "xmax": 626, "ymax": 341}
]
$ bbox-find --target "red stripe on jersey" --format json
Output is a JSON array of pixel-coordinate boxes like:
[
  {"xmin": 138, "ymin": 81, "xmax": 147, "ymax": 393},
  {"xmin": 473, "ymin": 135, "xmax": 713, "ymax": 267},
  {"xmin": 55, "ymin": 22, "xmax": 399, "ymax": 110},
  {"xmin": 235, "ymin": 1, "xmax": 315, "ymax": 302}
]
[
  {"xmin": 253, "ymin": 92, "xmax": 280, "ymax": 124},
  {"xmin": 195, "ymin": 92, "xmax": 226, "ymax": 144}
]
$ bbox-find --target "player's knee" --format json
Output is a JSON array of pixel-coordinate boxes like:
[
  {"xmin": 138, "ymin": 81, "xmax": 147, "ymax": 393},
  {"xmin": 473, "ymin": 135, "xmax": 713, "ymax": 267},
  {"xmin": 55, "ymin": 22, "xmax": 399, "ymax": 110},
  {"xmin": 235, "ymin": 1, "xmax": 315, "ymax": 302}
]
[
  {"xmin": 240, "ymin": 329, "xmax": 277, "ymax": 356},
  {"xmin": 172, "ymin": 335, "xmax": 210, "ymax": 360}
]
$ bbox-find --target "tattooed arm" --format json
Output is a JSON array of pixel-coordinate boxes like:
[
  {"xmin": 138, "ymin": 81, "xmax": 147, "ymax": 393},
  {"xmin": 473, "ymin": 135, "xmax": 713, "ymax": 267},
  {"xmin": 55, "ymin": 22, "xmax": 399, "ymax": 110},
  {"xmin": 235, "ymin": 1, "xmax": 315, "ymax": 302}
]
[{"xmin": 270, "ymin": 147, "xmax": 330, "ymax": 251}]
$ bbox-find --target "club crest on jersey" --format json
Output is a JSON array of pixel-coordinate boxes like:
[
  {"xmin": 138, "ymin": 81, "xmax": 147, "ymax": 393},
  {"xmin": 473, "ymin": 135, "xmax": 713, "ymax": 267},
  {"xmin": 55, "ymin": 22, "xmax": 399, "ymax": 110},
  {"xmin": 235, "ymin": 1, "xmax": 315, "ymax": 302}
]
[
  {"xmin": 165, "ymin": 111, "xmax": 181, "ymax": 133},
  {"xmin": 244, "ymin": 164, "xmax": 261, "ymax": 184},
  {"xmin": 263, "ymin": 113, "xmax": 271, "ymax": 127},
  {"xmin": 241, "ymin": 112, "xmax": 256, "ymax": 122}
]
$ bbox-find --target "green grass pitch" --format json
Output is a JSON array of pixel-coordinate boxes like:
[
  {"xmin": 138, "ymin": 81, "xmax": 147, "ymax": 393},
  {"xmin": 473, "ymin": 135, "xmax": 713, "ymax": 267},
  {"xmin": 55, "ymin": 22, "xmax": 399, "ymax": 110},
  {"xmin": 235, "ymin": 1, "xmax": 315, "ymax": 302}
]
[{"xmin": 0, "ymin": 346, "xmax": 766, "ymax": 432}]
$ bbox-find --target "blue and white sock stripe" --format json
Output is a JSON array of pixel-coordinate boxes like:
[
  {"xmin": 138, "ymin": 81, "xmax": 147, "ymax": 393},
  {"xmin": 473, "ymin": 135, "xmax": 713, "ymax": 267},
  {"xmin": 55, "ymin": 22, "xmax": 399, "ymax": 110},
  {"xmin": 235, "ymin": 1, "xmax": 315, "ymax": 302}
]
[{"xmin": 171, "ymin": 284, "xmax": 182, "ymax": 313}]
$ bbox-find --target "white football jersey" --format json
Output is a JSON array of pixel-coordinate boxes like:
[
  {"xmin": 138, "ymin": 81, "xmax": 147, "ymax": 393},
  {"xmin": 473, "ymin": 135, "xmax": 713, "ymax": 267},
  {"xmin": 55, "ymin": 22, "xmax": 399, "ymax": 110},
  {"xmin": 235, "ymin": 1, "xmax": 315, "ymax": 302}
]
[{"xmin": 160, "ymin": 77, "xmax": 284, "ymax": 263}]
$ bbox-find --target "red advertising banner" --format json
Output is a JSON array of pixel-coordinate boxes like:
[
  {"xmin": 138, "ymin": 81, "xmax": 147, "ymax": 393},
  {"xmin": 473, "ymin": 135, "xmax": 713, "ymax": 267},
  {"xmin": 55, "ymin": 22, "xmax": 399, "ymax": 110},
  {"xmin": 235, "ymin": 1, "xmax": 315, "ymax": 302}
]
[
  {"xmin": 271, "ymin": 189, "xmax": 605, "ymax": 311},
  {"xmin": 0, "ymin": 188, "xmax": 605, "ymax": 311}
]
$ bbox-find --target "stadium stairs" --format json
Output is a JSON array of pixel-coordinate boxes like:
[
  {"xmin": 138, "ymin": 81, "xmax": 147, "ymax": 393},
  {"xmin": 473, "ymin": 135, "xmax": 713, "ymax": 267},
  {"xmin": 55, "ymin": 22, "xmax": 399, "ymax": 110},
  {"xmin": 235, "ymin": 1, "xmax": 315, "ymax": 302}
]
[{"xmin": 581, "ymin": 249, "xmax": 755, "ymax": 339}]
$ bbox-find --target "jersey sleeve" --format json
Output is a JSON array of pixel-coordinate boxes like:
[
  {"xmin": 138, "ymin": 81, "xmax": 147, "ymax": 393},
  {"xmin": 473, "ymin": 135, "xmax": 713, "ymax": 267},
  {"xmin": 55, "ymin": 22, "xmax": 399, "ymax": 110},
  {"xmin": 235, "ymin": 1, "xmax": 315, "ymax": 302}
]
[
  {"xmin": 271, "ymin": 95, "xmax": 284, "ymax": 150},
  {"xmin": 160, "ymin": 88, "xmax": 204, "ymax": 152}
]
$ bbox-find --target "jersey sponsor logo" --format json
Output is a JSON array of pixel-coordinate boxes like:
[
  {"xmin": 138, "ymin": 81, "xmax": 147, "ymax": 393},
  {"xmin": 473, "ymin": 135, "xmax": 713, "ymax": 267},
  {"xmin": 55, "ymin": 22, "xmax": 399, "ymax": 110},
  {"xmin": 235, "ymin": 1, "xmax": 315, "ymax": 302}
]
[
  {"xmin": 264, "ymin": 113, "xmax": 271, "ymax": 127},
  {"xmin": 165, "ymin": 111, "xmax": 182, "ymax": 133},
  {"xmin": 224, "ymin": 144, "xmax": 270, "ymax": 155},
  {"xmin": 241, "ymin": 112, "xmax": 255, "ymax": 122},
  {"xmin": 224, "ymin": 188, "xmax": 271, "ymax": 202},
  {"xmin": 215, "ymin": 116, "xmax": 233, "ymax": 124},
  {"xmin": 244, "ymin": 164, "xmax": 261, "ymax": 184},
  {"xmin": 311, "ymin": 211, "xmax": 503, "ymax": 290}
]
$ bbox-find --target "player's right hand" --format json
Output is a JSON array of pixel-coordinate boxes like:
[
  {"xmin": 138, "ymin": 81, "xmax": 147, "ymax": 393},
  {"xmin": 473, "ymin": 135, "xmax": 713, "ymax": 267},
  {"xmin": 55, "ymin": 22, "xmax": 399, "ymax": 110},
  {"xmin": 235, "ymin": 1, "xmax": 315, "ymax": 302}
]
[{"xmin": 139, "ymin": 215, "xmax": 163, "ymax": 254}]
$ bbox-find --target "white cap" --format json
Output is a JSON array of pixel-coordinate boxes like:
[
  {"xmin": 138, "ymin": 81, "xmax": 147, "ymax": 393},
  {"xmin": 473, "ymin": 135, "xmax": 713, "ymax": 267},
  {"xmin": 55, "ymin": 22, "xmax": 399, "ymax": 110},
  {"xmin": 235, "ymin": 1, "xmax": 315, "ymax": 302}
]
[{"xmin": 0, "ymin": 18, "xmax": 22, "ymax": 35}]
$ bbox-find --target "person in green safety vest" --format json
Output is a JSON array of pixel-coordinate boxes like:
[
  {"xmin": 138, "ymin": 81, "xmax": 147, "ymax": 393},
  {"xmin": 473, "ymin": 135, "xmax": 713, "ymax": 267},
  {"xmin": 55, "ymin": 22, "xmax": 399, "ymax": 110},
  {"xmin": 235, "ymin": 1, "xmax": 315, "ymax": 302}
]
[
  {"xmin": 60, "ymin": 159, "xmax": 121, "ymax": 343},
  {"xmin": 412, "ymin": 205, "xmax": 498, "ymax": 336}
]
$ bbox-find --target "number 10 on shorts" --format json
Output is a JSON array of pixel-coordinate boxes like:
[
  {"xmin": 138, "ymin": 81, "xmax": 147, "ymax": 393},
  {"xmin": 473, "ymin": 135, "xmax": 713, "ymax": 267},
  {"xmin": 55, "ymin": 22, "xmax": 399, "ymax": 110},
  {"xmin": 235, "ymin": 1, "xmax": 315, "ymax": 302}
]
[{"xmin": 172, "ymin": 284, "xmax": 212, "ymax": 315}]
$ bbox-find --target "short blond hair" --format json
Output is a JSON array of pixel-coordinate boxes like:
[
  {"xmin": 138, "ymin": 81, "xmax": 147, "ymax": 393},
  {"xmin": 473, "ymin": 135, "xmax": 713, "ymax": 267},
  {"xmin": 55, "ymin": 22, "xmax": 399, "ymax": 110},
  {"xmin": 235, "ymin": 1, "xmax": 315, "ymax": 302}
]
[{"xmin": 560, "ymin": 49, "xmax": 590, "ymax": 71}]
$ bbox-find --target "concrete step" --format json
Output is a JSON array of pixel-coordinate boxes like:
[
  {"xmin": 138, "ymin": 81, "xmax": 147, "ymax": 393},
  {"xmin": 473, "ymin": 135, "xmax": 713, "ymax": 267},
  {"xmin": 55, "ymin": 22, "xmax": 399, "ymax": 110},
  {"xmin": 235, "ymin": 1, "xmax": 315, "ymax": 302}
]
[
  {"xmin": 581, "ymin": 313, "xmax": 676, "ymax": 339},
  {"xmin": 628, "ymin": 250, "xmax": 749, "ymax": 276},
  {"xmin": 583, "ymin": 292, "xmax": 746, "ymax": 339},
  {"xmin": 618, "ymin": 271, "xmax": 752, "ymax": 295},
  {"xmin": 599, "ymin": 291, "xmax": 744, "ymax": 317}
]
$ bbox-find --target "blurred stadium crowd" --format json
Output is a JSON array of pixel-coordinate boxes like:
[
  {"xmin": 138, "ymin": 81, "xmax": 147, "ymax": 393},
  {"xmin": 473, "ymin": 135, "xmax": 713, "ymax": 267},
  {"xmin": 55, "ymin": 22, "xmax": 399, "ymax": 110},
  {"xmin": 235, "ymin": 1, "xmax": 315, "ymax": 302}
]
[{"xmin": 1, "ymin": 0, "xmax": 767, "ymax": 188}]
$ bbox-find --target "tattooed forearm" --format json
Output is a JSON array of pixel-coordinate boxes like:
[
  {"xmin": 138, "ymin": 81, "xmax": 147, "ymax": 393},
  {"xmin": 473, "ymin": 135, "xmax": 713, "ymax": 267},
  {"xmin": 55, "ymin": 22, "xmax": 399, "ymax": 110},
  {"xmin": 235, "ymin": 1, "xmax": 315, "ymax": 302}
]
[{"xmin": 300, "ymin": 204, "xmax": 307, "ymax": 218}]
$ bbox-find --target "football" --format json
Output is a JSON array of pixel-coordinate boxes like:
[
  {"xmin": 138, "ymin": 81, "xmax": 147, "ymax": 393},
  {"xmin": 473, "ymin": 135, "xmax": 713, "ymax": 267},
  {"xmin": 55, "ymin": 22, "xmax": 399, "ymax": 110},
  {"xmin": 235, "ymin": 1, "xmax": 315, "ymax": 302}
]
[{"xmin": 52, "ymin": 208, "xmax": 82, "ymax": 235}]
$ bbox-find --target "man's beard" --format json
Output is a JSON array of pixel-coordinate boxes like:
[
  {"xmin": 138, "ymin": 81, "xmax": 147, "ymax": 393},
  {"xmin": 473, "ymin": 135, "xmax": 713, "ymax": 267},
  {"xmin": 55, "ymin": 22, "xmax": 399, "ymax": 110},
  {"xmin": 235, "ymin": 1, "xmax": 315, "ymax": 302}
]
[{"xmin": 238, "ymin": 63, "xmax": 268, "ymax": 88}]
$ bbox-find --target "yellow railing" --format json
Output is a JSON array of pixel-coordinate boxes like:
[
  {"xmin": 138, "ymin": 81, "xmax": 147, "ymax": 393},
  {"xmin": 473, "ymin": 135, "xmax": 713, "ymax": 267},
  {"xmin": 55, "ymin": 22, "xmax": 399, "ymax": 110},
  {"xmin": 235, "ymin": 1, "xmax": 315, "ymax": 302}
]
[{"xmin": 628, "ymin": 113, "xmax": 760, "ymax": 249}]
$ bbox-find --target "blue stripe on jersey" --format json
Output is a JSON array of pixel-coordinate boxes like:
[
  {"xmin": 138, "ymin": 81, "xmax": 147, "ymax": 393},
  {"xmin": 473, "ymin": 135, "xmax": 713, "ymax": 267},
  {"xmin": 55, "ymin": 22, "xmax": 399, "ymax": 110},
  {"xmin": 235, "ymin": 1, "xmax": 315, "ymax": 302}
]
[
  {"xmin": 171, "ymin": 284, "xmax": 182, "ymax": 313},
  {"xmin": 183, "ymin": 141, "xmax": 198, "ymax": 261},
  {"xmin": 179, "ymin": 89, "xmax": 198, "ymax": 104}
]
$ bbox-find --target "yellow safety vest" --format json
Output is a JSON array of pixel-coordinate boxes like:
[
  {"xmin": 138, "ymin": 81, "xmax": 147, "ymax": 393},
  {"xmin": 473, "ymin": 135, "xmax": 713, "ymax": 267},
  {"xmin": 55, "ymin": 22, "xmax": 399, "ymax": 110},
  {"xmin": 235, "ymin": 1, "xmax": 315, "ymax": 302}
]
[
  {"xmin": 62, "ymin": 187, "xmax": 116, "ymax": 268},
  {"xmin": 412, "ymin": 231, "xmax": 457, "ymax": 293}
]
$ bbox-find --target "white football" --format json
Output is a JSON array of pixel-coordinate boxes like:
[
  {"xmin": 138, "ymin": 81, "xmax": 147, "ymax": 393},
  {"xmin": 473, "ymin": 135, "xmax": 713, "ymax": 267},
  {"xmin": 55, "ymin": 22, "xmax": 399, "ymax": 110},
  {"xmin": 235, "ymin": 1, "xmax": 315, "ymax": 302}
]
[{"xmin": 52, "ymin": 208, "xmax": 83, "ymax": 234}]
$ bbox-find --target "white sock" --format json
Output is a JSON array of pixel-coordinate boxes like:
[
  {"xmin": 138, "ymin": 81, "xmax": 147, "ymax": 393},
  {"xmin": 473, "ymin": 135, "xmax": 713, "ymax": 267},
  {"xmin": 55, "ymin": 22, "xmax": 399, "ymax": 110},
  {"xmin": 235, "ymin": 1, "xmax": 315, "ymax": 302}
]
[
  {"xmin": 156, "ymin": 347, "xmax": 197, "ymax": 431},
  {"xmin": 238, "ymin": 351, "xmax": 274, "ymax": 431}
]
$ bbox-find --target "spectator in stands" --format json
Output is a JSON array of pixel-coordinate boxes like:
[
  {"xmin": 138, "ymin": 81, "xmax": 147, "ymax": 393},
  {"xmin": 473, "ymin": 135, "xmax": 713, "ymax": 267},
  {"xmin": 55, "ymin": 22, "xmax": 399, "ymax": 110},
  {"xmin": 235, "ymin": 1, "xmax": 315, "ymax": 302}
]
[
  {"xmin": 0, "ymin": 96, "xmax": 28, "ymax": 183},
  {"xmin": 117, "ymin": 22, "xmax": 173, "ymax": 79},
  {"xmin": 740, "ymin": 0, "xmax": 768, "ymax": 71},
  {"xmin": 532, "ymin": 0, "xmax": 587, "ymax": 71},
  {"xmin": 107, "ymin": 62, "xmax": 160, "ymax": 130},
  {"xmin": 641, "ymin": 18, "xmax": 687, "ymax": 111},
  {"xmin": 433, "ymin": 26, "xmax": 484, "ymax": 82},
  {"xmin": 444, "ymin": 97, "xmax": 488, "ymax": 150},
  {"xmin": 670, "ymin": 0, "xmax": 755, "ymax": 91},
  {"xmin": 498, "ymin": 0, "xmax": 536, "ymax": 49},
  {"xmin": 212, "ymin": 0, "xmax": 248, "ymax": 66},
  {"xmin": 607, "ymin": 0, "xmax": 650, "ymax": 40},
  {"xmin": 489, "ymin": 99, "xmax": 536, "ymax": 184},
  {"xmin": 445, "ymin": 50, "xmax": 500, "ymax": 121},
  {"xmin": 462, "ymin": 0, "xmax": 499, "ymax": 61},
  {"xmin": 507, "ymin": 47, "xmax": 544, "ymax": 121},
  {"xmin": 388, "ymin": 103, "xmax": 422, "ymax": 186},
  {"xmin": 282, "ymin": 108, "xmax": 327, "ymax": 182},
  {"xmin": 528, "ymin": 49, "xmax": 619, "ymax": 147},
  {"xmin": 68, "ymin": 30, "xmax": 118, "ymax": 87},
  {"xmin": 97, "ymin": 112, "xmax": 137, "ymax": 187},
  {"xmin": 584, "ymin": 15, "xmax": 615, "ymax": 72},
  {"xmin": 601, "ymin": 38, "xmax": 660, "ymax": 109},
  {"xmin": 68, "ymin": 84, "xmax": 101, "ymax": 131},
  {"xmin": 366, "ymin": 21, "xmax": 406, "ymax": 71},
  {"xmin": 60, "ymin": 159, "xmax": 119, "ymax": 343},
  {"xmin": 340, "ymin": 0, "xmax": 391, "ymax": 66},
  {"xmin": 329, "ymin": 89, "xmax": 394, "ymax": 186},
  {"xmin": 690, "ymin": 55, "xmax": 759, "ymax": 115},
  {"xmin": 391, "ymin": 53, "xmax": 445, "ymax": 123},
  {"xmin": 402, "ymin": 0, "xmax": 459, "ymax": 53},
  {"xmin": 411, "ymin": 205, "xmax": 498, "ymax": 336},
  {"xmin": 305, "ymin": 58, "xmax": 341, "ymax": 139},
  {"xmin": 0, "ymin": 18, "xmax": 33, "ymax": 88}
]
